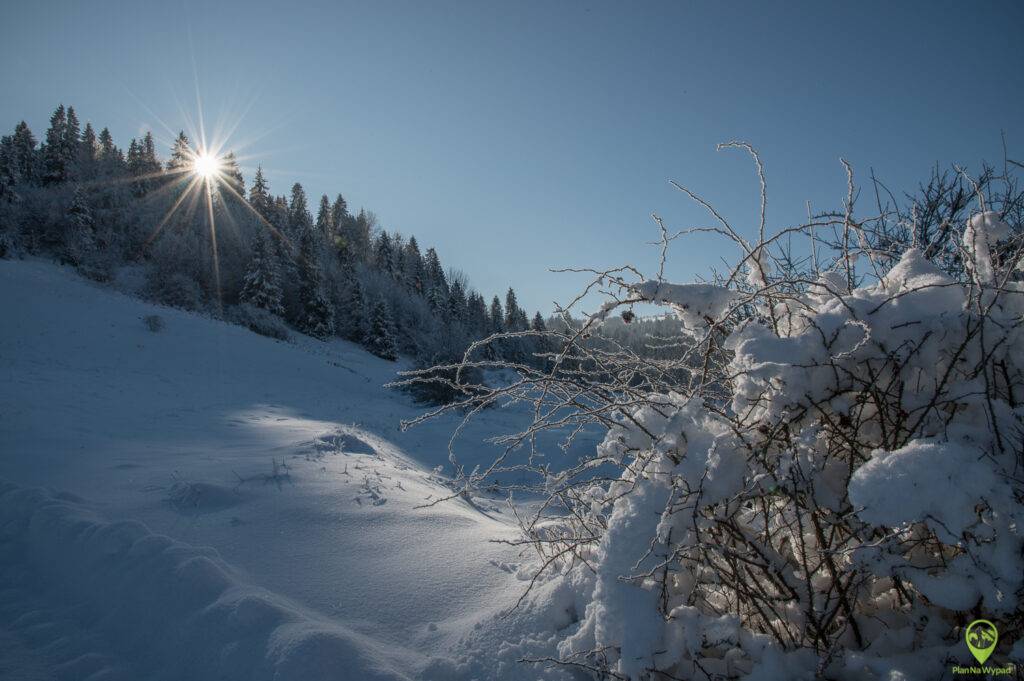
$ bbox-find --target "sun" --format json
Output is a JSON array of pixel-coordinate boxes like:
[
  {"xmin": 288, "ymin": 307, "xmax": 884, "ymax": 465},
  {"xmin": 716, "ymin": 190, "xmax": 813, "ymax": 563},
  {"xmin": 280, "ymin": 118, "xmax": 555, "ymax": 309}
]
[{"xmin": 193, "ymin": 151, "xmax": 222, "ymax": 180}]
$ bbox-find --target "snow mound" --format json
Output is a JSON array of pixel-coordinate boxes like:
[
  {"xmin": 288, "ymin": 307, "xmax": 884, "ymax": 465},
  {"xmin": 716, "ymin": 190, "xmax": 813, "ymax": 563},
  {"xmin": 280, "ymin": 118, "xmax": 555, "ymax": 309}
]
[
  {"xmin": 0, "ymin": 479, "xmax": 415, "ymax": 681},
  {"xmin": 166, "ymin": 480, "xmax": 245, "ymax": 514}
]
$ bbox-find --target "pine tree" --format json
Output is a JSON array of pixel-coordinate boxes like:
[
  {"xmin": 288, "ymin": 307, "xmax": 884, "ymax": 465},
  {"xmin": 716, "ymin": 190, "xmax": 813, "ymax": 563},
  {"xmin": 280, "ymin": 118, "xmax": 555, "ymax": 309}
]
[
  {"xmin": 530, "ymin": 311, "xmax": 550, "ymax": 368},
  {"xmin": 331, "ymin": 194, "xmax": 348, "ymax": 231},
  {"xmin": 97, "ymin": 127, "xmax": 122, "ymax": 176},
  {"xmin": 515, "ymin": 308, "xmax": 529, "ymax": 332},
  {"xmin": 141, "ymin": 132, "xmax": 161, "ymax": 174},
  {"xmin": 366, "ymin": 299, "xmax": 397, "ymax": 361},
  {"xmin": 79, "ymin": 122, "xmax": 98, "ymax": 179},
  {"xmin": 391, "ymin": 233, "xmax": 406, "ymax": 282},
  {"xmin": 490, "ymin": 296, "xmax": 504, "ymax": 333},
  {"xmin": 240, "ymin": 229, "xmax": 284, "ymax": 316},
  {"xmin": 249, "ymin": 167, "xmax": 272, "ymax": 218},
  {"xmin": 288, "ymin": 183, "xmax": 312, "ymax": 239},
  {"xmin": 63, "ymin": 106, "xmax": 81, "ymax": 180},
  {"xmin": 403, "ymin": 236, "xmax": 425, "ymax": 293},
  {"xmin": 340, "ymin": 276, "xmax": 366, "ymax": 343},
  {"xmin": 424, "ymin": 247, "xmax": 448, "ymax": 295},
  {"xmin": 315, "ymin": 194, "xmax": 333, "ymax": 241},
  {"xmin": 447, "ymin": 280, "xmax": 467, "ymax": 322},
  {"xmin": 336, "ymin": 204, "xmax": 367, "ymax": 263},
  {"xmin": 374, "ymin": 231, "xmax": 395, "ymax": 274},
  {"xmin": 504, "ymin": 287, "xmax": 523, "ymax": 330},
  {"xmin": 63, "ymin": 185, "xmax": 96, "ymax": 266},
  {"xmin": 167, "ymin": 131, "xmax": 192, "ymax": 172},
  {"xmin": 3, "ymin": 122, "xmax": 37, "ymax": 186},
  {"xmin": 427, "ymin": 285, "xmax": 447, "ymax": 315},
  {"xmin": 296, "ymin": 225, "xmax": 334, "ymax": 339},
  {"xmin": 42, "ymin": 104, "xmax": 68, "ymax": 184},
  {"xmin": 126, "ymin": 139, "xmax": 138, "ymax": 165},
  {"xmin": 98, "ymin": 127, "xmax": 115, "ymax": 158},
  {"xmin": 13, "ymin": 122, "xmax": 37, "ymax": 179},
  {"xmin": 221, "ymin": 152, "xmax": 245, "ymax": 198},
  {"xmin": 467, "ymin": 293, "xmax": 489, "ymax": 335},
  {"xmin": 271, "ymin": 195, "xmax": 291, "ymax": 259},
  {"xmin": 125, "ymin": 131, "xmax": 159, "ymax": 196},
  {"xmin": 126, "ymin": 138, "xmax": 145, "ymax": 193},
  {"xmin": 343, "ymin": 208, "xmax": 373, "ymax": 263}
]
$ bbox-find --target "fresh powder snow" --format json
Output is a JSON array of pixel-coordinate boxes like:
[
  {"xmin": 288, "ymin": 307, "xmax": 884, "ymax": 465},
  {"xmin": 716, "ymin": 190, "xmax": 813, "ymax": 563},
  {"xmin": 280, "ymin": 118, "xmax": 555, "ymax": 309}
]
[{"xmin": 0, "ymin": 258, "xmax": 600, "ymax": 680}]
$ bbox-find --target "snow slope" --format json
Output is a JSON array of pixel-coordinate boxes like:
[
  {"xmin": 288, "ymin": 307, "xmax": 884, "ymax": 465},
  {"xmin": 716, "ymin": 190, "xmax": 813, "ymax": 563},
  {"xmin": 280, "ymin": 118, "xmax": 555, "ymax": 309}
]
[{"xmin": 0, "ymin": 259, "xmax": 599, "ymax": 680}]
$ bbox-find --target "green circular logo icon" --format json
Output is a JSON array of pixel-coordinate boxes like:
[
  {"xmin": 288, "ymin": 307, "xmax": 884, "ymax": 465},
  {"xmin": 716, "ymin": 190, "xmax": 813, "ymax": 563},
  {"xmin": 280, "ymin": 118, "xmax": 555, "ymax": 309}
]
[{"xmin": 965, "ymin": 619, "xmax": 998, "ymax": 665}]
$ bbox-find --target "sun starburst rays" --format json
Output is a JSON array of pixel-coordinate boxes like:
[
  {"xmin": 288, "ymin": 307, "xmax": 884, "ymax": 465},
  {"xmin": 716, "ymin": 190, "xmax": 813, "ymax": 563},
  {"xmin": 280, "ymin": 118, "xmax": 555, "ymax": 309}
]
[
  {"xmin": 193, "ymin": 152, "xmax": 221, "ymax": 179},
  {"xmin": 138, "ymin": 139, "xmax": 243, "ymax": 314},
  {"xmin": 120, "ymin": 78, "xmax": 298, "ymax": 317}
]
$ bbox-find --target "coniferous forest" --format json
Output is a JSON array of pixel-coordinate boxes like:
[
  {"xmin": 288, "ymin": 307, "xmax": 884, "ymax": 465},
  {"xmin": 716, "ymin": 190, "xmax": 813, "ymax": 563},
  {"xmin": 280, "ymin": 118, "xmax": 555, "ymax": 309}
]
[{"xmin": 0, "ymin": 104, "xmax": 556, "ymax": 402}]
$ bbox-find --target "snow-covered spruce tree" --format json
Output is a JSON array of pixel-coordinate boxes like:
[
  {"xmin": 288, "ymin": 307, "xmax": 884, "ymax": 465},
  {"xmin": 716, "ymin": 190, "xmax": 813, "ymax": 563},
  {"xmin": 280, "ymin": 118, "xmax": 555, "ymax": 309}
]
[
  {"xmin": 424, "ymin": 246, "xmax": 448, "ymax": 295},
  {"xmin": 166, "ymin": 131, "xmax": 192, "ymax": 173},
  {"xmin": 399, "ymin": 146, "xmax": 1024, "ymax": 680},
  {"xmin": 62, "ymin": 106, "xmax": 81, "ymax": 181},
  {"xmin": 97, "ymin": 127, "xmax": 121, "ymax": 177},
  {"xmin": 295, "ymin": 225, "xmax": 334, "ymax": 339},
  {"xmin": 0, "ymin": 121, "xmax": 39, "ymax": 189},
  {"xmin": 220, "ymin": 152, "xmax": 245, "ymax": 199},
  {"xmin": 287, "ymin": 182, "xmax": 313, "ymax": 241},
  {"xmin": 404, "ymin": 236, "xmax": 425, "ymax": 294},
  {"xmin": 42, "ymin": 104, "xmax": 70, "ymax": 185},
  {"xmin": 330, "ymin": 193, "xmax": 348, "ymax": 235},
  {"xmin": 366, "ymin": 298, "xmax": 398, "ymax": 361},
  {"xmin": 339, "ymin": 275, "xmax": 367, "ymax": 343},
  {"xmin": 79, "ymin": 122, "xmax": 98, "ymax": 180},
  {"xmin": 239, "ymin": 229, "xmax": 284, "ymax": 316},
  {"xmin": 248, "ymin": 167, "xmax": 273, "ymax": 219},
  {"xmin": 62, "ymin": 185, "xmax": 101, "ymax": 277}
]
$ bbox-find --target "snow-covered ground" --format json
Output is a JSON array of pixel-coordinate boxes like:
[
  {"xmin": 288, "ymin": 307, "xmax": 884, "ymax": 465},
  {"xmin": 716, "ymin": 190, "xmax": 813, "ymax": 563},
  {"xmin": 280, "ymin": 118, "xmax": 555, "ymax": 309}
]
[{"xmin": 0, "ymin": 259, "xmax": 599, "ymax": 680}]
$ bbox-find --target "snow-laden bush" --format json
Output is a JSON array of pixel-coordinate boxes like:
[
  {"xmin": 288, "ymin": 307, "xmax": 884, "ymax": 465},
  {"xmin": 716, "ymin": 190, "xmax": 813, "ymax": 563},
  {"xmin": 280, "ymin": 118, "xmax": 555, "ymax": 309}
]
[
  {"xmin": 143, "ymin": 232, "xmax": 206, "ymax": 311},
  {"xmin": 227, "ymin": 302, "xmax": 291, "ymax": 341},
  {"xmin": 554, "ymin": 234, "xmax": 1023, "ymax": 680},
  {"xmin": 404, "ymin": 147, "xmax": 1024, "ymax": 679},
  {"xmin": 144, "ymin": 269, "xmax": 204, "ymax": 311}
]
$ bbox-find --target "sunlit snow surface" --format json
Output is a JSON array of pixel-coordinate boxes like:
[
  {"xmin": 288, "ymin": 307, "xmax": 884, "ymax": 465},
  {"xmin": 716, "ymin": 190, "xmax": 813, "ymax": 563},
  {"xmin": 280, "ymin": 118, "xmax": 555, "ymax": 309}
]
[{"xmin": 0, "ymin": 258, "xmax": 601, "ymax": 680}]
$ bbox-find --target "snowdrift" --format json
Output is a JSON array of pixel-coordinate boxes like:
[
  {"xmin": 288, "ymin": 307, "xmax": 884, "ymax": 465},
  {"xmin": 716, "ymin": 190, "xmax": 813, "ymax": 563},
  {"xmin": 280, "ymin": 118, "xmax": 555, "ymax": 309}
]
[
  {"xmin": 0, "ymin": 479, "xmax": 415, "ymax": 681},
  {"xmin": 0, "ymin": 257, "xmax": 605, "ymax": 680}
]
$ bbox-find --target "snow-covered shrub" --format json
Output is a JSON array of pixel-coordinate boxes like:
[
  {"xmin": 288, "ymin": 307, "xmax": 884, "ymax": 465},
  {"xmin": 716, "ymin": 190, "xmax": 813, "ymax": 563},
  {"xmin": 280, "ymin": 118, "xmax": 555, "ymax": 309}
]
[
  {"xmin": 405, "ymin": 147, "xmax": 1024, "ymax": 679},
  {"xmin": 144, "ymin": 270, "xmax": 204, "ymax": 311},
  {"xmin": 227, "ymin": 303, "xmax": 291, "ymax": 341},
  {"xmin": 143, "ymin": 232, "xmax": 206, "ymax": 311}
]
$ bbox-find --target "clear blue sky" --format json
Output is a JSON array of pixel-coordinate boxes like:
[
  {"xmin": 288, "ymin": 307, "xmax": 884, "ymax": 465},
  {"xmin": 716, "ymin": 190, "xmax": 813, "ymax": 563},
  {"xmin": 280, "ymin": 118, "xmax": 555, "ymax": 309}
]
[{"xmin": 3, "ymin": 1, "xmax": 1022, "ymax": 314}]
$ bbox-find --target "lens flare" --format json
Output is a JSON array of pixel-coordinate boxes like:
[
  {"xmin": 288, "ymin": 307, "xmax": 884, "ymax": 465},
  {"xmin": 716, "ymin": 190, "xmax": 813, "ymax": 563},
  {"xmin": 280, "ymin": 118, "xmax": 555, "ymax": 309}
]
[
  {"xmin": 133, "ymin": 86, "xmax": 294, "ymax": 317},
  {"xmin": 193, "ymin": 152, "xmax": 221, "ymax": 179}
]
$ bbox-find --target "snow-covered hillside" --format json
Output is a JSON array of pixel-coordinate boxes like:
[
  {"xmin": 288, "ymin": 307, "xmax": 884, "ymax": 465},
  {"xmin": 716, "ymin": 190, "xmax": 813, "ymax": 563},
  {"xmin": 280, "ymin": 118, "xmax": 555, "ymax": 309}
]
[{"xmin": 0, "ymin": 259, "xmax": 598, "ymax": 680}]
